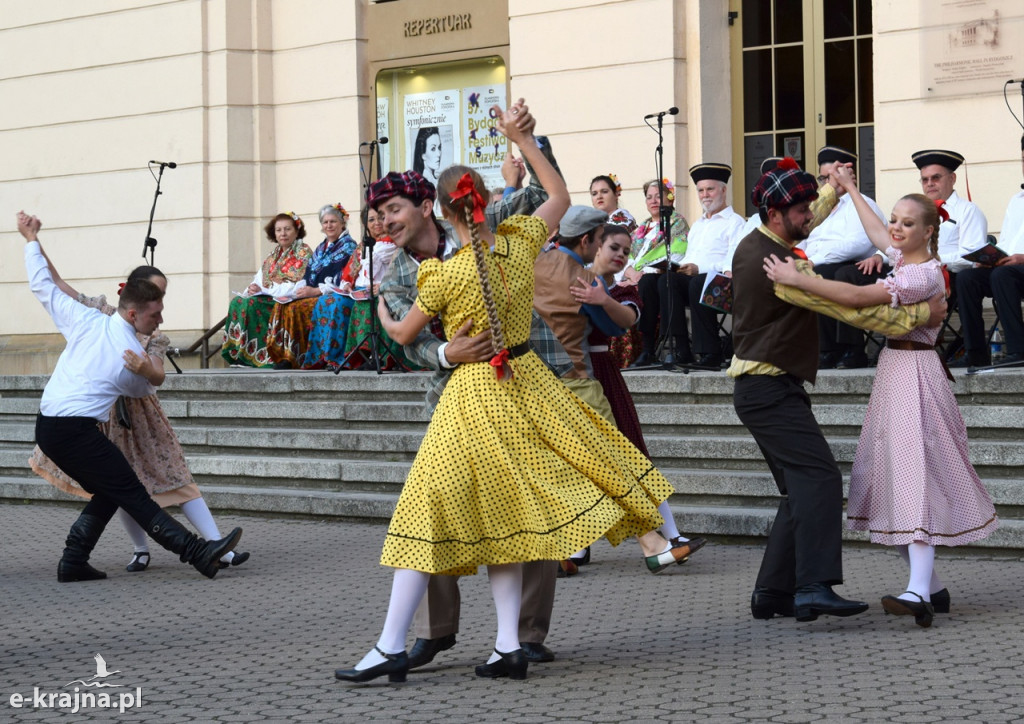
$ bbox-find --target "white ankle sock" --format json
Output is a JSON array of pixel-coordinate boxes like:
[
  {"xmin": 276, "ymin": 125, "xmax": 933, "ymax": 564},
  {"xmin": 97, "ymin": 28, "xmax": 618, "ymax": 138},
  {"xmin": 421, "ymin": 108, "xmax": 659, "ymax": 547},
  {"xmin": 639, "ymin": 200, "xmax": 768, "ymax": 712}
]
[
  {"xmin": 181, "ymin": 498, "xmax": 232, "ymax": 562},
  {"xmin": 118, "ymin": 508, "xmax": 149, "ymax": 555}
]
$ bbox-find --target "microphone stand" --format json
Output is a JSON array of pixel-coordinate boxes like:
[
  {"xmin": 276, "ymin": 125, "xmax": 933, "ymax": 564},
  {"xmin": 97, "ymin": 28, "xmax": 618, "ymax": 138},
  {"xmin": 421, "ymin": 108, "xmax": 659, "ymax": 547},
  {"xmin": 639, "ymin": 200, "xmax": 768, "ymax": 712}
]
[
  {"xmin": 650, "ymin": 113, "xmax": 689, "ymax": 374},
  {"xmin": 338, "ymin": 140, "xmax": 388, "ymax": 375},
  {"xmin": 142, "ymin": 162, "xmax": 168, "ymax": 265}
]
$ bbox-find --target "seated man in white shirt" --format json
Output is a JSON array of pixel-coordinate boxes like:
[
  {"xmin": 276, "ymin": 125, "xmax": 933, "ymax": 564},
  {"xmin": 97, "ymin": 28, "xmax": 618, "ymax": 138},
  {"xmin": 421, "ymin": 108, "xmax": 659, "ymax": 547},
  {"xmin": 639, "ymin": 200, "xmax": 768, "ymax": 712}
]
[
  {"xmin": 661, "ymin": 163, "xmax": 745, "ymax": 367},
  {"xmin": 799, "ymin": 146, "xmax": 886, "ymax": 369},
  {"xmin": 955, "ymin": 140, "xmax": 1024, "ymax": 368},
  {"xmin": 21, "ymin": 212, "xmax": 241, "ymax": 582}
]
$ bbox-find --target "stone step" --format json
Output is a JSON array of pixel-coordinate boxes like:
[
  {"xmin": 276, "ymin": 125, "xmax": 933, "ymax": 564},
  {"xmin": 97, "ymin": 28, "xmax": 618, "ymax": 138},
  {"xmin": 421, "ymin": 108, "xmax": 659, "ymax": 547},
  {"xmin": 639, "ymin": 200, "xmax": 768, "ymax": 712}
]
[
  {"xmin": 4, "ymin": 367, "xmax": 1024, "ymax": 551},
  {"xmin": 7, "ymin": 384, "xmax": 1023, "ymax": 436},
  {"xmin": 5, "ymin": 366, "xmax": 1024, "ymax": 404},
  {"xmin": 5, "ymin": 477, "xmax": 1022, "ymax": 550},
  {"xmin": 6, "ymin": 442, "xmax": 1023, "ymax": 515},
  {"xmin": 4, "ymin": 420, "xmax": 1023, "ymax": 479}
]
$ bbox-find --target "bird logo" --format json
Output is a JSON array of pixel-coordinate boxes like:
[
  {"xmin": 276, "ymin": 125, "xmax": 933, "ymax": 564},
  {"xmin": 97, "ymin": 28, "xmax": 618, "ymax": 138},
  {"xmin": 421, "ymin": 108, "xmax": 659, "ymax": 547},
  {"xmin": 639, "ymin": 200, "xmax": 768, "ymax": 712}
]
[{"xmin": 65, "ymin": 654, "xmax": 124, "ymax": 688}]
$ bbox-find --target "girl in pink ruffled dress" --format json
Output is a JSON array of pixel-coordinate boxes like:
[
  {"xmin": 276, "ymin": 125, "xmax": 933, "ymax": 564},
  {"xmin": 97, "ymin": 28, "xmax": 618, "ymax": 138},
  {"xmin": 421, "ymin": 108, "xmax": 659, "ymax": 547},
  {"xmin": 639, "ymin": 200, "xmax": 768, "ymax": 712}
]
[{"xmin": 763, "ymin": 165, "xmax": 998, "ymax": 628}]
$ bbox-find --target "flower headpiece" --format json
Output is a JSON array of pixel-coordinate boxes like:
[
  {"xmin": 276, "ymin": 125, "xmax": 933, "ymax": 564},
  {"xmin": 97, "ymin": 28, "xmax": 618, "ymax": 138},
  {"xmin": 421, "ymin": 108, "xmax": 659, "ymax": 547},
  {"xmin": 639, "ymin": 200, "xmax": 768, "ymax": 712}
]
[
  {"xmin": 332, "ymin": 203, "xmax": 349, "ymax": 220},
  {"xmin": 607, "ymin": 173, "xmax": 622, "ymax": 194},
  {"xmin": 661, "ymin": 178, "xmax": 675, "ymax": 203},
  {"xmin": 117, "ymin": 282, "xmax": 125, "ymax": 296},
  {"xmin": 285, "ymin": 211, "xmax": 303, "ymax": 229}
]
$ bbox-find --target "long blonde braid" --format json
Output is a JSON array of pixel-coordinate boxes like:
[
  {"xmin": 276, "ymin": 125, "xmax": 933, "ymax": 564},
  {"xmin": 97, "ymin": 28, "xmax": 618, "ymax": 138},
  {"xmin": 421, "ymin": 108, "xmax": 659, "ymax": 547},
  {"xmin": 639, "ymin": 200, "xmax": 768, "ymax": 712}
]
[
  {"xmin": 463, "ymin": 203, "xmax": 506, "ymax": 355},
  {"xmin": 438, "ymin": 165, "xmax": 506, "ymax": 355}
]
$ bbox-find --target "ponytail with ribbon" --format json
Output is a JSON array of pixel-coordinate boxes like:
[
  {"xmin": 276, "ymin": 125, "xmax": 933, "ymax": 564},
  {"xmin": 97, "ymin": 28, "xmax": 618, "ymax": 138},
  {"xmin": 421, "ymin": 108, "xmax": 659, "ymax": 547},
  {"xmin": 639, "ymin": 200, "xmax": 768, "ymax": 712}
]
[
  {"xmin": 449, "ymin": 174, "xmax": 487, "ymax": 225},
  {"xmin": 446, "ymin": 169, "xmax": 511, "ymax": 380}
]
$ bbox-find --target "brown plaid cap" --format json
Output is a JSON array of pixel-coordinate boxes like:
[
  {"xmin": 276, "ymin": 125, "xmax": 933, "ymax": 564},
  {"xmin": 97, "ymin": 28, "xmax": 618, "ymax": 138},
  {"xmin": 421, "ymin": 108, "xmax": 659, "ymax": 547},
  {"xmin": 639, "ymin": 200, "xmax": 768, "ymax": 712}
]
[{"xmin": 751, "ymin": 157, "xmax": 819, "ymax": 211}]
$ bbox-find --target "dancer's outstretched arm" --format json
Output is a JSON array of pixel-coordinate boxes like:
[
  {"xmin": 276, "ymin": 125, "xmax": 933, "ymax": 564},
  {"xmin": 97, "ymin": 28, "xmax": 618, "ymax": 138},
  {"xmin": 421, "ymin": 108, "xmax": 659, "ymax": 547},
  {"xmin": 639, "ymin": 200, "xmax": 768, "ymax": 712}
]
[
  {"xmin": 832, "ymin": 166, "xmax": 889, "ymax": 253},
  {"xmin": 17, "ymin": 212, "xmax": 81, "ymax": 299},
  {"xmin": 764, "ymin": 253, "xmax": 891, "ymax": 307},
  {"xmin": 494, "ymin": 100, "xmax": 569, "ymax": 236}
]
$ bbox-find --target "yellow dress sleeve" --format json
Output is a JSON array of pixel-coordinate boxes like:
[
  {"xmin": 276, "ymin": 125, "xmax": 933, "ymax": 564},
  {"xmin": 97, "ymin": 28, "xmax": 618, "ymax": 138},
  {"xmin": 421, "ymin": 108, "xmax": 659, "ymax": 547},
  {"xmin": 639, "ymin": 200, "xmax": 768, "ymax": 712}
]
[
  {"xmin": 496, "ymin": 215, "xmax": 549, "ymax": 257},
  {"xmin": 414, "ymin": 258, "xmax": 446, "ymax": 318}
]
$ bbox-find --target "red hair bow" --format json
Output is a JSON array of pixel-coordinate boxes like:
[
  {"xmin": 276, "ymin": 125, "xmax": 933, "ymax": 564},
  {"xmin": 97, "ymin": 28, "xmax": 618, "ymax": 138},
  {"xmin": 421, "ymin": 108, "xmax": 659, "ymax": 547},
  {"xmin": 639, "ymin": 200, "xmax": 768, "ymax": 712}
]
[
  {"xmin": 117, "ymin": 282, "xmax": 126, "ymax": 296},
  {"xmin": 934, "ymin": 199, "xmax": 950, "ymax": 224},
  {"xmin": 450, "ymin": 173, "xmax": 486, "ymax": 224}
]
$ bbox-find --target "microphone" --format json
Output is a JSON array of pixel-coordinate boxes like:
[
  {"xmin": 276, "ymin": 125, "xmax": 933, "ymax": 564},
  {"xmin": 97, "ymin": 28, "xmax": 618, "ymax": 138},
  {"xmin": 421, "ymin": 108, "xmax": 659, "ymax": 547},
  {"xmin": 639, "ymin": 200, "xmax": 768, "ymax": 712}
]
[
  {"xmin": 149, "ymin": 160, "xmax": 177, "ymax": 169},
  {"xmin": 359, "ymin": 137, "xmax": 389, "ymax": 147},
  {"xmin": 644, "ymin": 107, "xmax": 679, "ymax": 120},
  {"xmin": 1007, "ymin": 78, "xmax": 1024, "ymax": 84}
]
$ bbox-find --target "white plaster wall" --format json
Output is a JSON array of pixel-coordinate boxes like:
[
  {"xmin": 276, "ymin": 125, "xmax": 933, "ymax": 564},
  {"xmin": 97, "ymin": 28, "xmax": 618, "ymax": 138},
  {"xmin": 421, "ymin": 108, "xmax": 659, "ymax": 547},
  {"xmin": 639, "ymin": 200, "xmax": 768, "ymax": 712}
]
[
  {"xmin": 0, "ymin": 0, "xmax": 367, "ymax": 368},
  {"xmin": 872, "ymin": 0, "xmax": 1024, "ymax": 239},
  {"xmin": 509, "ymin": 0, "xmax": 693, "ymax": 221}
]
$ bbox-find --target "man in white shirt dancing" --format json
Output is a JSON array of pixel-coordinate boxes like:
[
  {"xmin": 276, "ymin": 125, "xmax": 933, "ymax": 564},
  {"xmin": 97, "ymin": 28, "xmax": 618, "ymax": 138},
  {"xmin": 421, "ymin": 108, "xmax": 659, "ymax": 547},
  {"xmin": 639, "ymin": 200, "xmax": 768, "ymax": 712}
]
[{"xmin": 20, "ymin": 211, "xmax": 242, "ymax": 582}]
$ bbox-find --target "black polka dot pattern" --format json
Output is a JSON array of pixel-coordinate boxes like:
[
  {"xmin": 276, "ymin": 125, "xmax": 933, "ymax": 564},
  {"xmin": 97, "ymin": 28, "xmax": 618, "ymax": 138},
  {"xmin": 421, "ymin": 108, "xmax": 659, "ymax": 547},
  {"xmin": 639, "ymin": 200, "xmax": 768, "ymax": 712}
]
[{"xmin": 380, "ymin": 216, "xmax": 672, "ymax": 575}]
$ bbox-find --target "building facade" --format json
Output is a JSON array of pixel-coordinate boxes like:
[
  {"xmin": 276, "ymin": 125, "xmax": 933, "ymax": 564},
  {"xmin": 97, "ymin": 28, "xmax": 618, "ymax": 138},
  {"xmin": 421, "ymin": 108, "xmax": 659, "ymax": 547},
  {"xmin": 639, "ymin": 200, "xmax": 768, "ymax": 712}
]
[{"xmin": 1, "ymin": 0, "xmax": 1022, "ymax": 371}]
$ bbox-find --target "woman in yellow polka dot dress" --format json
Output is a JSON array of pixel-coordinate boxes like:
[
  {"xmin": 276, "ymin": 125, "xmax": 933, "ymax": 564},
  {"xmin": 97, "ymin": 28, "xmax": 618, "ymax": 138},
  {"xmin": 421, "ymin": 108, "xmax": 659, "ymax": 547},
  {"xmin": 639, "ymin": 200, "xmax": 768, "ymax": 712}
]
[{"xmin": 334, "ymin": 101, "xmax": 688, "ymax": 685}]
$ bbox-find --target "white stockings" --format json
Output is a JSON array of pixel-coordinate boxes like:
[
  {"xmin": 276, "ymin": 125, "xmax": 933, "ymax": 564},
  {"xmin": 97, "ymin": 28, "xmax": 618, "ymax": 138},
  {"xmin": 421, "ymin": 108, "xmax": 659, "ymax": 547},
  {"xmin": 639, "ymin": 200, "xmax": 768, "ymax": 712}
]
[{"xmin": 896, "ymin": 542, "xmax": 940, "ymax": 602}]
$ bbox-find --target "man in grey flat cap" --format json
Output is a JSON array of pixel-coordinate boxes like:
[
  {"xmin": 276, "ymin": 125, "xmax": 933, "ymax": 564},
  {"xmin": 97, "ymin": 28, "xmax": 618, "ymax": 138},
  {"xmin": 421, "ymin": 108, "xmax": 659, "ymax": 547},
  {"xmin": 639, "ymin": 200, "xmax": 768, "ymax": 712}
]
[{"xmin": 533, "ymin": 206, "xmax": 615, "ymax": 418}]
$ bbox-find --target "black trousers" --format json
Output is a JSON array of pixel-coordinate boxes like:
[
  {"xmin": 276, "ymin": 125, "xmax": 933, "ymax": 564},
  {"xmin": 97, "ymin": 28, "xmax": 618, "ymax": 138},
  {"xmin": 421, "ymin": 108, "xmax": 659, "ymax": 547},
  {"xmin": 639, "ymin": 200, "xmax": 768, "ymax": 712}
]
[
  {"xmin": 733, "ymin": 375, "xmax": 844, "ymax": 592},
  {"xmin": 35, "ymin": 414, "xmax": 161, "ymax": 529},
  {"xmin": 685, "ymin": 273, "xmax": 722, "ymax": 357},
  {"xmin": 637, "ymin": 273, "xmax": 670, "ymax": 348},
  {"xmin": 956, "ymin": 265, "xmax": 1024, "ymax": 357},
  {"xmin": 637, "ymin": 271, "xmax": 719, "ymax": 357}
]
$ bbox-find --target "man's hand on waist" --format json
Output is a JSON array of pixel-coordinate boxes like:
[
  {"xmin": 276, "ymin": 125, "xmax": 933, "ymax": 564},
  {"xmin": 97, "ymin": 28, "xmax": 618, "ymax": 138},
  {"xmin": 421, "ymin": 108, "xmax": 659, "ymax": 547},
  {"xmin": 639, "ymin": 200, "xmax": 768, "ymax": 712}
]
[{"xmin": 442, "ymin": 319, "xmax": 493, "ymax": 366}]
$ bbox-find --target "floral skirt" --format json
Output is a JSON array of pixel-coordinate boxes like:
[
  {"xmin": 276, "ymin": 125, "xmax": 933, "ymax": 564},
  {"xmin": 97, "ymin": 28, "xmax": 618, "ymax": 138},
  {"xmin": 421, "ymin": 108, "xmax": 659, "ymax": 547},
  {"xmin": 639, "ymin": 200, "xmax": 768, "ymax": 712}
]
[
  {"xmin": 303, "ymin": 293, "xmax": 355, "ymax": 370},
  {"xmin": 30, "ymin": 395, "xmax": 202, "ymax": 507},
  {"xmin": 267, "ymin": 297, "xmax": 318, "ymax": 366},
  {"xmin": 341, "ymin": 299, "xmax": 424, "ymax": 371},
  {"xmin": 222, "ymin": 295, "xmax": 277, "ymax": 368},
  {"xmin": 609, "ymin": 327, "xmax": 642, "ymax": 369}
]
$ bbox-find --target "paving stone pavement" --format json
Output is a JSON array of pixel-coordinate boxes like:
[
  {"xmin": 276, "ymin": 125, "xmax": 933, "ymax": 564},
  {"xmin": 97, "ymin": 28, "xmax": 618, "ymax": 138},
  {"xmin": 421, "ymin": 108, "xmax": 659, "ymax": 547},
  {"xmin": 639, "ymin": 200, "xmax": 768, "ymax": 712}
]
[{"xmin": 2, "ymin": 502, "xmax": 1023, "ymax": 723}]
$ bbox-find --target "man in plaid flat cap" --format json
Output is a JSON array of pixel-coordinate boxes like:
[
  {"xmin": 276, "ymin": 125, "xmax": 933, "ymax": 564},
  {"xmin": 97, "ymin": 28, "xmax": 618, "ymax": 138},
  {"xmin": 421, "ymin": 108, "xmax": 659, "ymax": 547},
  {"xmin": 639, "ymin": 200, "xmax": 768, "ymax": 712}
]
[{"xmin": 728, "ymin": 158, "xmax": 948, "ymax": 624}]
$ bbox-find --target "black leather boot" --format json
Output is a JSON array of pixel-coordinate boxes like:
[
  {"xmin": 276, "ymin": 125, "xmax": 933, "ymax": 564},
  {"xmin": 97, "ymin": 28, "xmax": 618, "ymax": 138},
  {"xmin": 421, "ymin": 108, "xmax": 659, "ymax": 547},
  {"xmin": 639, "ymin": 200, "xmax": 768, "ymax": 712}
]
[
  {"xmin": 145, "ymin": 510, "xmax": 242, "ymax": 579},
  {"xmin": 57, "ymin": 513, "xmax": 109, "ymax": 583}
]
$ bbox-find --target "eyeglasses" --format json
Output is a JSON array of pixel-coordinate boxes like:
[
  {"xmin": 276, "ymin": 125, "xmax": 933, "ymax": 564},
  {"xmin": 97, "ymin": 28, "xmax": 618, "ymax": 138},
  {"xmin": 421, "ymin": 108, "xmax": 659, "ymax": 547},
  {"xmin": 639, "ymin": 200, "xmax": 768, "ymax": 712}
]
[
  {"xmin": 816, "ymin": 175, "xmax": 828, "ymax": 184},
  {"xmin": 920, "ymin": 173, "xmax": 949, "ymax": 185}
]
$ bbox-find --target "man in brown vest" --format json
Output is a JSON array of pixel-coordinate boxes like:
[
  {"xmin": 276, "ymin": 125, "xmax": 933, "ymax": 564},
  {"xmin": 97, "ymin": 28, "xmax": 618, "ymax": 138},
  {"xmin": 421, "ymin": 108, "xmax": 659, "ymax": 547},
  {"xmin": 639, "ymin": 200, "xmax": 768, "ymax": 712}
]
[{"xmin": 729, "ymin": 158, "xmax": 947, "ymax": 622}]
